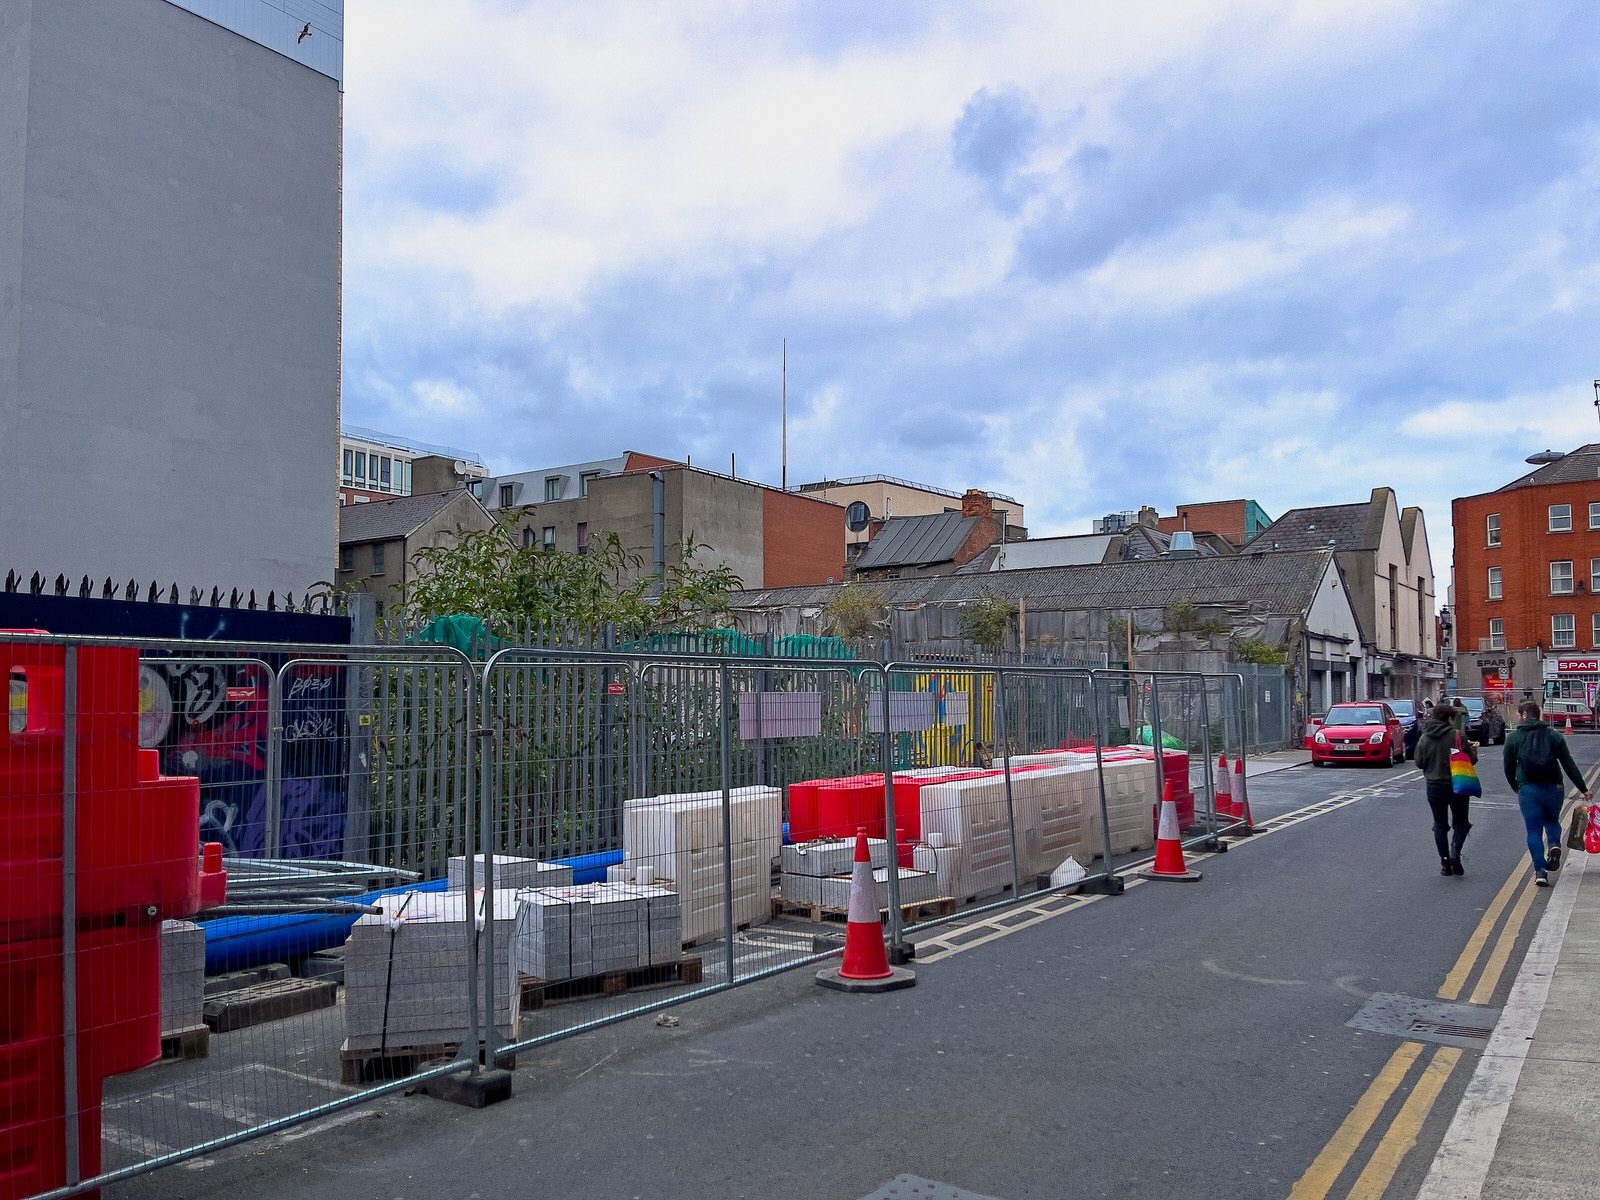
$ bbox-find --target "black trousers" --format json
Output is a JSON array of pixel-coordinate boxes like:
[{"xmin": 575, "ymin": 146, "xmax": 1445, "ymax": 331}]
[{"xmin": 1425, "ymin": 778, "xmax": 1471, "ymax": 859}]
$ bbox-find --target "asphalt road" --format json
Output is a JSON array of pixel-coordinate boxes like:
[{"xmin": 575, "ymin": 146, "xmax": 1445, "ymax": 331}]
[{"xmin": 113, "ymin": 738, "xmax": 1597, "ymax": 1200}]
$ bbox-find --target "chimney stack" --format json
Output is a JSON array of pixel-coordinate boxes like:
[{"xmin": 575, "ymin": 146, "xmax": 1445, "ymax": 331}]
[
  {"xmin": 1137, "ymin": 505, "xmax": 1160, "ymax": 528},
  {"xmin": 961, "ymin": 489, "xmax": 994, "ymax": 519}
]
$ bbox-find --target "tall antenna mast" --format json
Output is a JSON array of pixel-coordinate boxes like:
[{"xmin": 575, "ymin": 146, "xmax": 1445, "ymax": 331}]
[{"xmin": 781, "ymin": 338, "xmax": 788, "ymax": 491}]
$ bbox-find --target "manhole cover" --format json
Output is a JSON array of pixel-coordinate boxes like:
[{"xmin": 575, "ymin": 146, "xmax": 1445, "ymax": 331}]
[
  {"xmin": 858, "ymin": 1176, "xmax": 1004, "ymax": 1200},
  {"xmin": 1347, "ymin": 992, "xmax": 1500, "ymax": 1049}
]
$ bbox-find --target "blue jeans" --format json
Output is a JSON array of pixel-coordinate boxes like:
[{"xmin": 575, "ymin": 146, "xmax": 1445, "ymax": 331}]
[{"xmin": 1517, "ymin": 783, "xmax": 1564, "ymax": 869}]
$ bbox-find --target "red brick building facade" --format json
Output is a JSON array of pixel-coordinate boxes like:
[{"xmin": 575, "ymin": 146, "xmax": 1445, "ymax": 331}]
[{"xmin": 1453, "ymin": 446, "xmax": 1600, "ymax": 700}]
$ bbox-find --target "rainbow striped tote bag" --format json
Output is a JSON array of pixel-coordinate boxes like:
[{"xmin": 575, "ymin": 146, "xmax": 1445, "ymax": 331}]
[{"xmin": 1449, "ymin": 736, "xmax": 1481, "ymax": 798}]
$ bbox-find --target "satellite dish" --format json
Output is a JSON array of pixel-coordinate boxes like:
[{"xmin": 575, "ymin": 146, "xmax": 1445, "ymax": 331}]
[
  {"xmin": 845, "ymin": 501, "xmax": 871, "ymax": 532},
  {"xmin": 452, "ymin": 459, "xmax": 468, "ymax": 475}
]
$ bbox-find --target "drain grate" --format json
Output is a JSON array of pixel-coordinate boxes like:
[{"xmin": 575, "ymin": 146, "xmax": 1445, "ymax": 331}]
[{"xmin": 1347, "ymin": 992, "xmax": 1500, "ymax": 1049}]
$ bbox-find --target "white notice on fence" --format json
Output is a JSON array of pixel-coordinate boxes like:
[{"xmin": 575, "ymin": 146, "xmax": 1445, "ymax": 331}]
[
  {"xmin": 737, "ymin": 691, "xmax": 823, "ymax": 740},
  {"xmin": 1264, "ymin": 690, "xmax": 1271, "ymax": 703}
]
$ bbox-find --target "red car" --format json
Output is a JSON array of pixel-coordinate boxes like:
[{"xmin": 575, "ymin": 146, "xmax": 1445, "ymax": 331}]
[{"xmin": 1311, "ymin": 702, "xmax": 1405, "ymax": 767}]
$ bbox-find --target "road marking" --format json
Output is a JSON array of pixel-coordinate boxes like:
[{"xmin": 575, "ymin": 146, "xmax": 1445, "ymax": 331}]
[
  {"xmin": 1345, "ymin": 1045, "xmax": 1462, "ymax": 1199},
  {"xmin": 1199, "ymin": 959, "xmax": 1306, "ymax": 986},
  {"xmin": 1285, "ymin": 1041, "xmax": 1423, "ymax": 1200},
  {"xmin": 1467, "ymin": 879, "xmax": 1535, "ymax": 1006},
  {"xmin": 1414, "ymin": 850, "xmax": 1588, "ymax": 1199},
  {"xmin": 1438, "ymin": 863, "xmax": 1525, "ymax": 1001}
]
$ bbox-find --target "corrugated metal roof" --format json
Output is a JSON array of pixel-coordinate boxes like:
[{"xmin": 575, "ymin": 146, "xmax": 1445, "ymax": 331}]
[
  {"xmin": 338, "ymin": 491, "xmax": 465, "ymax": 545},
  {"xmin": 1498, "ymin": 444, "xmax": 1600, "ymax": 490},
  {"xmin": 733, "ymin": 549, "xmax": 1335, "ymax": 617},
  {"xmin": 854, "ymin": 512, "xmax": 977, "ymax": 571}
]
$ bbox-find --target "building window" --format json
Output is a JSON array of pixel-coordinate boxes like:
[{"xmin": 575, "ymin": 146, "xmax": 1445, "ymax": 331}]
[
  {"xmin": 499, "ymin": 484, "xmax": 514, "ymax": 508},
  {"xmin": 580, "ymin": 471, "xmax": 601, "ymax": 497},
  {"xmin": 399, "ymin": 460, "xmax": 412, "ymax": 496},
  {"xmin": 379, "ymin": 456, "xmax": 392, "ymax": 490},
  {"xmin": 1549, "ymin": 504, "xmax": 1572, "ymax": 533},
  {"xmin": 521, "ymin": 526, "xmax": 533, "ymax": 548},
  {"xmin": 1551, "ymin": 561, "xmax": 1574, "ymax": 594},
  {"xmin": 1553, "ymin": 614, "xmax": 1576, "ymax": 648},
  {"xmin": 577, "ymin": 522, "xmax": 589, "ymax": 553},
  {"xmin": 544, "ymin": 477, "xmax": 562, "ymax": 502},
  {"xmin": 1486, "ymin": 513, "xmax": 1500, "ymax": 546},
  {"xmin": 342, "ymin": 448, "xmax": 353, "ymax": 484},
  {"xmin": 1487, "ymin": 567, "xmax": 1502, "ymax": 600},
  {"xmin": 1593, "ymin": 612, "xmax": 1600, "ymax": 648},
  {"xmin": 355, "ymin": 452, "xmax": 366, "ymax": 484},
  {"xmin": 338, "ymin": 494, "xmax": 346, "ymax": 507},
  {"xmin": 542, "ymin": 526, "xmax": 556, "ymax": 550},
  {"xmin": 372, "ymin": 544, "xmax": 386, "ymax": 574},
  {"xmin": 1488, "ymin": 618, "xmax": 1504, "ymax": 650},
  {"xmin": 1591, "ymin": 502, "xmax": 1600, "ymax": 530},
  {"xmin": 339, "ymin": 547, "xmax": 353, "ymax": 572}
]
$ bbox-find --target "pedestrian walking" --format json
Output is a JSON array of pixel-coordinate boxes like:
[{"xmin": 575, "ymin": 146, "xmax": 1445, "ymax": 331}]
[
  {"xmin": 1414, "ymin": 703, "xmax": 1476, "ymax": 876},
  {"xmin": 1503, "ymin": 700, "xmax": 1592, "ymax": 888}
]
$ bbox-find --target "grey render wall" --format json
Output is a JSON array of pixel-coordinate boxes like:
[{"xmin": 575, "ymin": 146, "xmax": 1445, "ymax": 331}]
[
  {"xmin": 0, "ymin": 2, "xmax": 29, "ymax": 420},
  {"xmin": 0, "ymin": 0, "xmax": 339, "ymax": 595}
]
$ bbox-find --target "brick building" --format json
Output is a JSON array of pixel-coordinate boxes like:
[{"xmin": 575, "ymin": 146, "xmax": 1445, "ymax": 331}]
[
  {"xmin": 1155, "ymin": 499, "xmax": 1272, "ymax": 549},
  {"xmin": 1453, "ymin": 445, "xmax": 1600, "ymax": 703},
  {"xmin": 482, "ymin": 453, "xmax": 844, "ymax": 590}
]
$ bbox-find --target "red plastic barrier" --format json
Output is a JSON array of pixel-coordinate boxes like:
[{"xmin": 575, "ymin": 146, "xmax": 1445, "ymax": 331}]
[{"xmin": 0, "ymin": 639, "xmax": 206, "ymax": 1198}]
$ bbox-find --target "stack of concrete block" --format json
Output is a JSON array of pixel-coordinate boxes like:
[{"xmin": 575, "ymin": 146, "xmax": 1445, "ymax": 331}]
[
  {"xmin": 343, "ymin": 889, "xmax": 522, "ymax": 1052},
  {"xmin": 512, "ymin": 888, "xmax": 593, "ymax": 981},
  {"xmin": 623, "ymin": 786, "xmax": 781, "ymax": 943},
  {"xmin": 515, "ymin": 883, "xmax": 684, "ymax": 980},
  {"xmin": 814, "ymin": 866, "xmax": 938, "ymax": 911},
  {"xmin": 447, "ymin": 853, "xmax": 572, "ymax": 890},
  {"xmin": 779, "ymin": 837, "xmax": 890, "ymax": 906},
  {"xmin": 160, "ymin": 919, "xmax": 206, "ymax": 1033}
]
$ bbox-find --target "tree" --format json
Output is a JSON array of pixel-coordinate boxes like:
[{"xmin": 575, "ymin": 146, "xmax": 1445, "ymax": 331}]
[
  {"xmin": 822, "ymin": 582, "xmax": 889, "ymax": 640},
  {"xmin": 957, "ymin": 594, "xmax": 1018, "ymax": 653},
  {"xmin": 402, "ymin": 516, "xmax": 742, "ymax": 635}
]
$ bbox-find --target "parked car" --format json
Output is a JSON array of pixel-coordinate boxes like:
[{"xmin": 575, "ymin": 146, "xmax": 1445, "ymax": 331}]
[
  {"xmin": 1387, "ymin": 699, "xmax": 1420, "ymax": 758},
  {"xmin": 1311, "ymin": 702, "xmax": 1406, "ymax": 767},
  {"xmin": 1303, "ymin": 714, "xmax": 1325, "ymax": 750},
  {"xmin": 1542, "ymin": 698, "xmax": 1593, "ymax": 730},
  {"xmin": 1458, "ymin": 697, "xmax": 1506, "ymax": 744}
]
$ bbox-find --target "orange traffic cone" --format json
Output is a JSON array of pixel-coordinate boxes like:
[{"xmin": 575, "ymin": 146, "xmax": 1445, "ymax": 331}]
[
  {"xmin": 1215, "ymin": 754, "xmax": 1240, "ymax": 818},
  {"xmin": 1233, "ymin": 757, "xmax": 1256, "ymax": 835},
  {"xmin": 816, "ymin": 829, "xmax": 917, "ymax": 993},
  {"xmin": 1565, "ymin": 716, "xmax": 1575, "ymax": 735},
  {"xmin": 1140, "ymin": 781, "xmax": 1202, "ymax": 882}
]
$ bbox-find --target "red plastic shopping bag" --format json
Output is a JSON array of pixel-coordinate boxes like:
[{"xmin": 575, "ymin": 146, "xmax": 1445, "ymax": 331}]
[{"xmin": 1586, "ymin": 804, "xmax": 1600, "ymax": 855}]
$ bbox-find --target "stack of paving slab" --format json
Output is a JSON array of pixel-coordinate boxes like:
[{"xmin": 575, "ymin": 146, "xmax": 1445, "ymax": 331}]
[
  {"xmin": 622, "ymin": 786, "xmax": 781, "ymax": 944},
  {"xmin": 777, "ymin": 837, "xmax": 935, "ymax": 910},
  {"xmin": 160, "ymin": 919, "xmax": 206, "ymax": 1033},
  {"xmin": 514, "ymin": 882, "xmax": 682, "ymax": 981},
  {"xmin": 343, "ymin": 889, "xmax": 521, "ymax": 1052},
  {"xmin": 447, "ymin": 853, "xmax": 573, "ymax": 890}
]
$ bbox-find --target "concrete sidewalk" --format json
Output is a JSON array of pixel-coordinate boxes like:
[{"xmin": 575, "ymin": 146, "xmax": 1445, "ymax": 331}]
[
  {"xmin": 1417, "ymin": 843, "xmax": 1600, "ymax": 1199},
  {"xmin": 1244, "ymin": 747, "xmax": 1311, "ymax": 777}
]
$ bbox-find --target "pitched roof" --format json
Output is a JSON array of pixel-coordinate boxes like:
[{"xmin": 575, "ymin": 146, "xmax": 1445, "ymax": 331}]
[
  {"xmin": 853, "ymin": 511, "xmax": 977, "ymax": 571},
  {"xmin": 734, "ymin": 548, "xmax": 1335, "ymax": 618},
  {"xmin": 1498, "ymin": 444, "xmax": 1600, "ymax": 490},
  {"xmin": 338, "ymin": 490, "xmax": 473, "ymax": 545},
  {"xmin": 1246, "ymin": 500, "xmax": 1375, "ymax": 552}
]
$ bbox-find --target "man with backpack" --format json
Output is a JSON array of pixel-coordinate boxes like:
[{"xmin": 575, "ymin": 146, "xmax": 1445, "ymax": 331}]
[{"xmin": 1503, "ymin": 700, "xmax": 1592, "ymax": 887}]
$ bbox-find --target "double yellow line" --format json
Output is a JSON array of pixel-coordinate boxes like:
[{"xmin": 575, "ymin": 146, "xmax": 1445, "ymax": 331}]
[{"xmin": 1287, "ymin": 764, "xmax": 1598, "ymax": 1199}]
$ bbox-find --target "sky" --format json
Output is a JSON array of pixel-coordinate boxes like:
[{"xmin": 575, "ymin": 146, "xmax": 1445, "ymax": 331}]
[{"xmin": 340, "ymin": 0, "xmax": 1600, "ymax": 583}]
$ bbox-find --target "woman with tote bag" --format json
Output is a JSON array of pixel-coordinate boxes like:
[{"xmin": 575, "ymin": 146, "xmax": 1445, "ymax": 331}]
[{"xmin": 1413, "ymin": 702, "xmax": 1479, "ymax": 876}]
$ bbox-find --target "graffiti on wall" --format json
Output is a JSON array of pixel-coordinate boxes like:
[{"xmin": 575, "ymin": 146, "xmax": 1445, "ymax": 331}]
[{"xmin": 138, "ymin": 661, "xmax": 348, "ymax": 858}]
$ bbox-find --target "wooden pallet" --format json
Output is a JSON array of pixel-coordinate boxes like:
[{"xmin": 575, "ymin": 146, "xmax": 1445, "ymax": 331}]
[
  {"xmin": 771, "ymin": 895, "xmax": 957, "ymax": 925},
  {"xmin": 339, "ymin": 1040, "xmax": 516, "ymax": 1086},
  {"xmin": 519, "ymin": 956, "xmax": 704, "ymax": 1011},
  {"xmin": 682, "ymin": 922, "xmax": 751, "ymax": 950},
  {"xmin": 204, "ymin": 977, "xmax": 338, "ymax": 1033},
  {"xmin": 159, "ymin": 1024, "xmax": 210, "ymax": 1062}
]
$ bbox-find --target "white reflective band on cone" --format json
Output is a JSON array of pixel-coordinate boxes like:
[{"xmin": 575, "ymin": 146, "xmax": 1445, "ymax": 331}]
[
  {"xmin": 1157, "ymin": 800, "xmax": 1180, "ymax": 841},
  {"xmin": 847, "ymin": 860, "xmax": 879, "ymax": 924}
]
